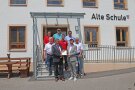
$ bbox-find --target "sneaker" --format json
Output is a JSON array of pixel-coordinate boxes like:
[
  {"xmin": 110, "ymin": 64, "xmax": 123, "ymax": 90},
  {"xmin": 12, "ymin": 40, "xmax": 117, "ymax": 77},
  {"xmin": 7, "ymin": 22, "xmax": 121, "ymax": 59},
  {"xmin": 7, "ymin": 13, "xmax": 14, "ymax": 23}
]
[
  {"xmin": 68, "ymin": 77, "xmax": 73, "ymax": 80},
  {"xmin": 74, "ymin": 77, "xmax": 77, "ymax": 81}
]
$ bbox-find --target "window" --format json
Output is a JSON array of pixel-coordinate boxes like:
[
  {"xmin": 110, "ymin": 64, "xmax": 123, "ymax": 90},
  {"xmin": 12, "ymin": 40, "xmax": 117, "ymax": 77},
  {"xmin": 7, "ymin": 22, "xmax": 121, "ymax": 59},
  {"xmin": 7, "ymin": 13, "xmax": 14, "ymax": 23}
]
[
  {"xmin": 47, "ymin": 0, "xmax": 63, "ymax": 6},
  {"xmin": 116, "ymin": 27, "xmax": 128, "ymax": 47},
  {"xmin": 83, "ymin": 0, "xmax": 97, "ymax": 8},
  {"xmin": 84, "ymin": 27, "xmax": 98, "ymax": 47},
  {"xmin": 114, "ymin": 0, "xmax": 127, "ymax": 10},
  {"xmin": 10, "ymin": 0, "xmax": 27, "ymax": 6},
  {"xmin": 9, "ymin": 26, "xmax": 26, "ymax": 50}
]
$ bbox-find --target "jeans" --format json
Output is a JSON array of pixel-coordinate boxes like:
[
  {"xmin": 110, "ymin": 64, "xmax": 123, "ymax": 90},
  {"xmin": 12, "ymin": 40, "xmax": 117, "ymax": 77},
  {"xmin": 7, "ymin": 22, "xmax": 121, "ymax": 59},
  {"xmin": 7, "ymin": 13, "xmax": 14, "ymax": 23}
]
[
  {"xmin": 45, "ymin": 57, "xmax": 49, "ymax": 67},
  {"xmin": 77, "ymin": 57, "xmax": 84, "ymax": 75},
  {"xmin": 46, "ymin": 54, "xmax": 53, "ymax": 75}
]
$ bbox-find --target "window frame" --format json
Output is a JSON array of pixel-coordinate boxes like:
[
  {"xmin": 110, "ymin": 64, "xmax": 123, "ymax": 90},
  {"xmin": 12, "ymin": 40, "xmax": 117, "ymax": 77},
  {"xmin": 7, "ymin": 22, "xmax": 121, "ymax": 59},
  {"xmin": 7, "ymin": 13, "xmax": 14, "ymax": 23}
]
[
  {"xmin": 9, "ymin": 25, "xmax": 27, "ymax": 52},
  {"xmin": 84, "ymin": 26, "xmax": 99, "ymax": 47},
  {"xmin": 47, "ymin": 0, "xmax": 64, "ymax": 7},
  {"xmin": 82, "ymin": 0, "xmax": 98, "ymax": 8},
  {"xmin": 9, "ymin": 0, "xmax": 27, "ymax": 6},
  {"xmin": 116, "ymin": 27, "xmax": 129, "ymax": 47},
  {"xmin": 114, "ymin": 0, "xmax": 128, "ymax": 10}
]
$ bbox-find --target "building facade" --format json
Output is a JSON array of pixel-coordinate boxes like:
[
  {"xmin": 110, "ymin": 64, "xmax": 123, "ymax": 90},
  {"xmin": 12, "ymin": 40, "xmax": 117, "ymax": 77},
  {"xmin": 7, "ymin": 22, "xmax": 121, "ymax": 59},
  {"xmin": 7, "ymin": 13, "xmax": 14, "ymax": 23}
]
[{"xmin": 0, "ymin": 0, "xmax": 135, "ymax": 60}]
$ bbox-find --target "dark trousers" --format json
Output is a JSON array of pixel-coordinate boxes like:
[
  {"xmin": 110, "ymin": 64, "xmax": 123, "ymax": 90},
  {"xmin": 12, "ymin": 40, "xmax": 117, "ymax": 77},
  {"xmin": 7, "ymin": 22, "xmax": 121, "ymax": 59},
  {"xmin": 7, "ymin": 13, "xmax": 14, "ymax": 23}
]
[
  {"xmin": 47, "ymin": 54, "xmax": 53, "ymax": 75},
  {"xmin": 63, "ymin": 55, "xmax": 68, "ymax": 70},
  {"xmin": 54, "ymin": 59, "xmax": 64, "ymax": 78}
]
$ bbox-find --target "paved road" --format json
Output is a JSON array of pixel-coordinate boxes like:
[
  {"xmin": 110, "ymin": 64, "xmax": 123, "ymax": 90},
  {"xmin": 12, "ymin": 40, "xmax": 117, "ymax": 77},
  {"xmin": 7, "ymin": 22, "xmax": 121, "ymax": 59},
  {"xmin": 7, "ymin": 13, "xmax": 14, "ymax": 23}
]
[{"xmin": 0, "ymin": 69, "xmax": 135, "ymax": 90}]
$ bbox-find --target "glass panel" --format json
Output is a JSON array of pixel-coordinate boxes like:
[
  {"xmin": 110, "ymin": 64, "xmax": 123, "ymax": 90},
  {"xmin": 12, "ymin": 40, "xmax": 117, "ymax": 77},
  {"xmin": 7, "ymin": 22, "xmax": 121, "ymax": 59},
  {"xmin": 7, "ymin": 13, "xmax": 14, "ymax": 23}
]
[
  {"xmin": 114, "ymin": 0, "xmax": 125, "ymax": 9},
  {"xmin": 85, "ymin": 30, "xmax": 90, "ymax": 41},
  {"xmin": 83, "ymin": 0, "xmax": 96, "ymax": 7},
  {"xmin": 18, "ymin": 27, "xmax": 25, "ymax": 42},
  {"xmin": 117, "ymin": 43, "xmax": 125, "ymax": 47},
  {"xmin": 91, "ymin": 30, "xmax": 97, "ymax": 41},
  {"xmin": 11, "ymin": 0, "xmax": 26, "ymax": 4},
  {"xmin": 47, "ymin": 0, "xmax": 62, "ymax": 5},
  {"xmin": 114, "ymin": 0, "xmax": 118, "ymax": 2},
  {"xmin": 120, "ymin": 0, "xmax": 124, "ymax": 3},
  {"xmin": 122, "ymin": 30, "xmax": 126, "ymax": 41},
  {"xmin": 119, "ymin": 3, "xmax": 124, "ymax": 8},
  {"xmin": 11, "ymin": 45, "xmax": 17, "ymax": 49},
  {"xmin": 116, "ymin": 29, "xmax": 120, "ymax": 41},
  {"xmin": 10, "ymin": 28, "xmax": 17, "ymax": 42},
  {"xmin": 114, "ymin": 4, "xmax": 119, "ymax": 8}
]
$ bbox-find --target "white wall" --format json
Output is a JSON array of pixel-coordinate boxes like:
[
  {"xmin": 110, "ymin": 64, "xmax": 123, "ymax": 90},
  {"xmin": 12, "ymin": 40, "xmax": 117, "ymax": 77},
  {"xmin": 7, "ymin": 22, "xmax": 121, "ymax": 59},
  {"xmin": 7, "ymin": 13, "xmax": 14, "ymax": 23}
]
[{"xmin": 0, "ymin": 0, "xmax": 135, "ymax": 59}]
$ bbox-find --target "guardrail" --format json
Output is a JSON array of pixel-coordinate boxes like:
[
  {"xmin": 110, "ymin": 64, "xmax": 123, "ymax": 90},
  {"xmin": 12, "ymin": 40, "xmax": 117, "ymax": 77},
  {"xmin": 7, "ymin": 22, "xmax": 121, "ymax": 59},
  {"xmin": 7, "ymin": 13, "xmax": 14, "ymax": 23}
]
[{"xmin": 83, "ymin": 45, "xmax": 135, "ymax": 63}]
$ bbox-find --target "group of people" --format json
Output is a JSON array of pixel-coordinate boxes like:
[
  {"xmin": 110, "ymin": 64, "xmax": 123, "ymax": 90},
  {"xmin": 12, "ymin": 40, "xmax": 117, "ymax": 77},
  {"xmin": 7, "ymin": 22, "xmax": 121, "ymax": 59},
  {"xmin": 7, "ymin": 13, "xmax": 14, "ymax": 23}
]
[{"xmin": 43, "ymin": 29, "xmax": 84, "ymax": 82}]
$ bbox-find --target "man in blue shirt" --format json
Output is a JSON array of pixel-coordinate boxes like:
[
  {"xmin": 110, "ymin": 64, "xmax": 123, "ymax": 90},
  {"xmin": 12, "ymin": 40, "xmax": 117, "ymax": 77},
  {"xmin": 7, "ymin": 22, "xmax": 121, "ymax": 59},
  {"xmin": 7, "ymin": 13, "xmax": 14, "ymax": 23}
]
[
  {"xmin": 65, "ymin": 31, "xmax": 75, "ymax": 45},
  {"xmin": 53, "ymin": 29, "xmax": 62, "ymax": 40}
]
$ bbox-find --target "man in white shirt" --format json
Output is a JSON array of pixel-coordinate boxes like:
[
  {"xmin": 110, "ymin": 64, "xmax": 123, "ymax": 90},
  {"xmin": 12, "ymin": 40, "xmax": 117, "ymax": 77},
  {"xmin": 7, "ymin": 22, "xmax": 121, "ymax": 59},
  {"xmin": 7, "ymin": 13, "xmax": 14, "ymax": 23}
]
[
  {"xmin": 74, "ymin": 37, "xmax": 84, "ymax": 76},
  {"xmin": 44, "ymin": 37, "xmax": 54, "ymax": 76}
]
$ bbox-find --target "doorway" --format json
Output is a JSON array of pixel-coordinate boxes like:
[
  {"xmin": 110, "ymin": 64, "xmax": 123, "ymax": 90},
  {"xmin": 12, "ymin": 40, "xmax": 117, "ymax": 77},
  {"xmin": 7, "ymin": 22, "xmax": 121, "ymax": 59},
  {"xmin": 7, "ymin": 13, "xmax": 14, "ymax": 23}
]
[{"xmin": 43, "ymin": 25, "xmax": 68, "ymax": 44}]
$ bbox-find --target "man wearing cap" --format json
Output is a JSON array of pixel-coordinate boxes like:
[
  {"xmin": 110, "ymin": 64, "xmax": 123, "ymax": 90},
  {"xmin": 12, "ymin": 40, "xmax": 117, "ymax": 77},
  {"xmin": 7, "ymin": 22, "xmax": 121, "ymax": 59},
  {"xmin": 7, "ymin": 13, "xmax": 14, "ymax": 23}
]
[
  {"xmin": 68, "ymin": 38, "xmax": 78, "ymax": 81},
  {"xmin": 53, "ymin": 28, "xmax": 62, "ymax": 40}
]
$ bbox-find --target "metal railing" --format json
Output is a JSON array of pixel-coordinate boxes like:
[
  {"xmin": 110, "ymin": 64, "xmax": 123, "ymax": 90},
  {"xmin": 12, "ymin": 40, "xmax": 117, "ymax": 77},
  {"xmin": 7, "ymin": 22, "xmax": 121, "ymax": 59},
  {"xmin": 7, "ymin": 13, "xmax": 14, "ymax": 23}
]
[
  {"xmin": 83, "ymin": 45, "xmax": 135, "ymax": 63},
  {"xmin": 35, "ymin": 45, "xmax": 44, "ymax": 78}
]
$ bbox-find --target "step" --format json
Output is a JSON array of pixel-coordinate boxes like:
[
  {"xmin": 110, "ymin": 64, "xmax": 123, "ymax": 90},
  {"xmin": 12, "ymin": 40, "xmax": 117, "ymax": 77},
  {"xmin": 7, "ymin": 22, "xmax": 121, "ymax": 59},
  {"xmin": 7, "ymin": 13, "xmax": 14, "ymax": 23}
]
[{"xmin": 37, "ymin": 74, "xmax": 54, "ymax": 78}]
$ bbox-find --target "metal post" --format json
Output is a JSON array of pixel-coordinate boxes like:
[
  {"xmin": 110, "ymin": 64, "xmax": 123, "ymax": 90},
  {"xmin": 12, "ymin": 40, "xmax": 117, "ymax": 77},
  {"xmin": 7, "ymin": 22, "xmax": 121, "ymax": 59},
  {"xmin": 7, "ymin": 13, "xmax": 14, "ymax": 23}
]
[
  {"xmin": 113, "ymin": 46, "xmax": 116, "ymax": 63},
  {"xmin": 130, "ymin": 47, "xmax": 132, "ymax": 63},
  {"xmin": 56, "ymin": 18, "xmax": 58, "ymax": 26},
  {"xmin": 33, "ymin": 17, "xmax": 37, "ymax": 79},
  {"xmin": 77, "ymin": 18, "xmax": 82, "ymax": 43},
  {"xmin": 67, "ymin": 18, "xmax": 70, "ymax": 31}
]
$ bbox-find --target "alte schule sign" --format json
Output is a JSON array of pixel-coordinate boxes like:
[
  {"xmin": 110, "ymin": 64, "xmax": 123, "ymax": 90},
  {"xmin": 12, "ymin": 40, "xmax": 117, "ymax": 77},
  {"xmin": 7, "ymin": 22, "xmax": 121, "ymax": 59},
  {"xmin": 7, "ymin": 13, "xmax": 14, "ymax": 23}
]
[{"xmin": 91, "ymin": 13, "xmax": 129, "ymax": 21}]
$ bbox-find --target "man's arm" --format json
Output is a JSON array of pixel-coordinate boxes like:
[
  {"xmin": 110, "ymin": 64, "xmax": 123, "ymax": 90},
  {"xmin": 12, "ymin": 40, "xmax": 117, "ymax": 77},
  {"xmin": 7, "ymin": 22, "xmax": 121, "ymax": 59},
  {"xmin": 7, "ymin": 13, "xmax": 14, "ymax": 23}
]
[
  {"xmin": 80, "ymin": 43, "xmax": 83, "ymax": 55},
  {"xmin": 70, "ymin": 46, "xmax": 77, "ymax": 56},
  {"xmin": 43, "ymin": 45, "xmax": 47, "ymax": 61},
  {"xmin": 43, "ymin": 50, "xmax": 46, "ymax": 61}
]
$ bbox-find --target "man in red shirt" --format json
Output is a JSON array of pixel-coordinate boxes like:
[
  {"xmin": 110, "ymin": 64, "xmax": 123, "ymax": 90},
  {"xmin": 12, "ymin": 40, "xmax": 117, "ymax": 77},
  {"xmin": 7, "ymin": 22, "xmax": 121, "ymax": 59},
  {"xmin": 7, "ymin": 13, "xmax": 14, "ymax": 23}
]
[
  {"xmin": 59, "ymin": 34, "xmax": 68, "ymax": 71},
  {"xmin": 44, "ymin": 31, "xmax": 52, "ymax": 45}
]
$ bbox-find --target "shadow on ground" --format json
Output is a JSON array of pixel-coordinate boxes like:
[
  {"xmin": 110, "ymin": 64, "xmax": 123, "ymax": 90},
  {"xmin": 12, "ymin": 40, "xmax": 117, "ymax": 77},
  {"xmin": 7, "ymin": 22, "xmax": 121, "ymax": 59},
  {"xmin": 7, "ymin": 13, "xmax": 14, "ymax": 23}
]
[
  {"xmin": 1, "ymin": 67, "xmax": 135, "ymax": 80},
  {"xmin": 84, "ymin": 67, "xmax": 135, "ymax": 79},
  {"xmin": 28, "ymin": 67, "xmax": 135, "ymax": 81}
]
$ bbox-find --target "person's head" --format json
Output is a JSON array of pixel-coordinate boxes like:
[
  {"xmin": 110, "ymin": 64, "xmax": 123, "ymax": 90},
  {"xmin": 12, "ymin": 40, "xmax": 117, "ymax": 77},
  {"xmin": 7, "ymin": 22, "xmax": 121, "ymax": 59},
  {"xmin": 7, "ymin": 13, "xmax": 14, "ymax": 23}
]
[
  {"xmin": 75, "ymin": 37, "xmax": 79, "ymax": 44},
  {"xmin": 49, "ymin": 37, "xmax": 53, "ymax": 44},
  {"xmin": 47, "ymin": 31, "xmax": 51, "ymax": 37},
  {"xmin": 68, "ymin": 31, "xmax": 72, "ymax": 36},
  {"xmin": 70, "ymin": 39, "xmax": 74, "ymax": 45},
  {"xmin": 62, "ymin": 34, "xmax": 65, "ymax": 40},
  {"xmin": 55, "ymin": 39, "xmax": 59, "ymax": 44},
  {"xmin": 57, "ymin": 28, "xmax": 61, "ymax": 34}
]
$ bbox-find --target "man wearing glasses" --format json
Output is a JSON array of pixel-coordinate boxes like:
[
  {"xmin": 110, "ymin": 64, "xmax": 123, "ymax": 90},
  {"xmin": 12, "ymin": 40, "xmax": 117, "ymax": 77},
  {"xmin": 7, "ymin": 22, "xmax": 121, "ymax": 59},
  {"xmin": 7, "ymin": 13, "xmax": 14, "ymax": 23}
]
[{"xmin": 53, "ymin": 28, "xmax": 62, "ymax": 40}]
